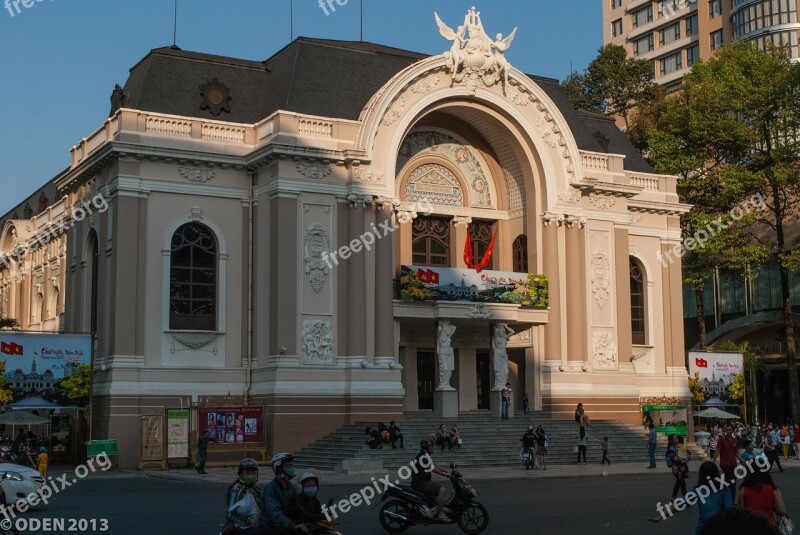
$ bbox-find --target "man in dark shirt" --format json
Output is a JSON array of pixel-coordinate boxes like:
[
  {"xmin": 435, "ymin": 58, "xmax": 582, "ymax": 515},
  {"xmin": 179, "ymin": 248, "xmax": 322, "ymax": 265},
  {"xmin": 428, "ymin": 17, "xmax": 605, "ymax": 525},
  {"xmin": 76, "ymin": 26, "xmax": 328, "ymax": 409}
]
[
  {"xmin": 647, "ymin": 423, "xmax": 657, "ymax": 468},
  {"xmin": 410, "ymin": 438, "xmax": 453, "ymax": 523},
  {"xmin": 716, "ymin": 423, "xmax": 744, "ymax": 500},
  {"xmin": 389, "ymin": 421, "xmax": 404, "ymax": 449}
]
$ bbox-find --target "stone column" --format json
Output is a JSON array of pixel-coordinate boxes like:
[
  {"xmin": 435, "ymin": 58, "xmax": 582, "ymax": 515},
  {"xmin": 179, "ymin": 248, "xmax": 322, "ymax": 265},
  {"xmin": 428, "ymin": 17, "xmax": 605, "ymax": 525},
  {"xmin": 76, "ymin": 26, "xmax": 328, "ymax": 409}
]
[
  {"xmin": 615, "ymin": 229, "xmax": 633, "ymax": 364},
  {"xmin": 347, "ymin": 200, "xmax": 366, "ymax": 359},
  {"xmin": 542, "ymin": 217, "xmax": 566, "ymax": 363},
  {"xmin": 375, "ymin": 202, "xmax": 395, "ymax": 360},
  {"xmin": 565, "ymin": 223, "xmax": 587, "ymax": 362},
  {"xmin": 458, "ymin": 347, "xmax": 477, "ymax": 412}
]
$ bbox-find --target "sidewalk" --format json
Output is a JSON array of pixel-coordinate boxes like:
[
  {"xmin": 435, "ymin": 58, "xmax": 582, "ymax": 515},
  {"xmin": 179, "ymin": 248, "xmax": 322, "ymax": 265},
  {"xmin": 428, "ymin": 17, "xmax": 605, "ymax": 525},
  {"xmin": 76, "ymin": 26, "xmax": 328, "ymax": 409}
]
[{"xmin": 134, "ymin": 457, "xmax": 800, "ymax": 486}]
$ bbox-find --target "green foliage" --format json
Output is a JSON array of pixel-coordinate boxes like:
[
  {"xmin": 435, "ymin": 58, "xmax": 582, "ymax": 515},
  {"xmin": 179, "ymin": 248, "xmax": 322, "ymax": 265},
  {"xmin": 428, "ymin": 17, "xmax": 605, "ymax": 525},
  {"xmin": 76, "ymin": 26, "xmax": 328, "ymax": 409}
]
[
  {"xmin": 727, "ymin": 373, "xmax": 745, "ymax": 402},
  {"xmin": 399, "ymin": 271, "xmax": 439, "ymax": 301},
  {"xmin": 0, "ymin": 317, "xmax": 19, "ymax": 330},
  {"xmin": 60, "ymin": 364, "xmax": 91, "ymax": 401},
  {"xmin": 561, "ymin": 44, "xmax": 659, "ymax": 130},
  {"xmin": 689, "ymin": 372, "xmax": 705, "ymax": 404},
  {"xmin": 499, "ymin": 274, "xmax": 549, "ymax": 308}
]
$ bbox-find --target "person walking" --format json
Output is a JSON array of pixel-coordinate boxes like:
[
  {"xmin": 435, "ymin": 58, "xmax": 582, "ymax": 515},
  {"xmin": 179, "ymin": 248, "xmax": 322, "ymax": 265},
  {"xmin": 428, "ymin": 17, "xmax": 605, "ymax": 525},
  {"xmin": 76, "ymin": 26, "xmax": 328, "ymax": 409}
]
[
  {"xmin": 646, "ymin": 422, "xmax": 658, "ymax": 469},
  {"xmin": 737, "ymin": 468, "xmax": 788, "ymax": 528},
  {"xmin": 668, "ymin": 435, "xmax": 691, "ymax": 503},
  {"xmin": 780, "ymin": 424, "xmax": 790, "ymax": 461},
  {"xmin": 708, "ymin": 430, "xmax": 717, "ymax": 462},
  {"xmin": 716, "ymin": 423, "xmax": 744, "ymax": 501},
  {"xmin": 522, "ymin": 392, "xmax": 530, "ymax": 415},
  {"xmin": 794, "ymin": 423, "xmax": 800, "ymax": 460},
  {"xmin": 196, "ymin": 430, "xmax": 210, "ymax": 474},
  {"xmin": 765, "ymin": 425, "xmax": 784, "ymax": 472},
  {"xmin": 501, "ymin": 383, "xmax": 512, "ymax": 421},
  {"xmin": 575, "ymin": 426, "xmax": 588, "ymax": 465},
  {"xmin": 536, "ymin": 425, "xmax": 548, "ymax": 471},
  {"xmin": 600, "ymin": 437, "xmax": 610, "ymax": 465}
]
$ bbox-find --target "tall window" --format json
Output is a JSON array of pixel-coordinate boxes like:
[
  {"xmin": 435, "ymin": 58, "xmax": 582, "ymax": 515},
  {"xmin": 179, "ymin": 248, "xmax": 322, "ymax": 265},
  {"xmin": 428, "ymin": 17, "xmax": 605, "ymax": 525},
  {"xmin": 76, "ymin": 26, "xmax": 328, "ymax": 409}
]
[
  {"xmin": 633, "ymin": 5, "xmax": 654, "ymax": 27},
  {"xmin": 612, "ymin": 18, "xmax": 623, "ymax": 37},
  {"xmin": 513, "ymin": 235, "xmax": 528, "ymax": 273},
  {"xmin": 89, "ymin": 231, "xmax": 99, "ymax": 335},
  {"xmin": 686, "ymin": 14, "xmax": 698, "ymax": 36},
  {"xmin": 169, "ymin": 223, "xmax": 217, "ymax": 331},
  {"xmin": 687, "ymin": 44, "xmax": 700, "ymax": 66},
  {"xmin": 412, "ymin": 216, "xmax": 451, "ymax": 267},
  {"xmin": 469, "ymin": 220, "xmax": 495, "ymax": 271},
  {"xmin": 630, "ymin": 258, "xmax": 646, "ymax": 344},
  {"xmin": 710, "ymin": 29, "xmax": 723, "ymax": 51},
  {"xmin": 635, "ymin": 34, "xmax": 655, "ymax": 56},
  {"xmin": 660, "ymin": 51, "xmax": 683, "ymax": 75},
  {"xmin": 611, "ymin": 0, "xmax": 622, "ymax": 9},
  {"xmin": 660, "ymin": 22, "xmax": 681, "ymax": 45},
  {"xmin": 709, "ymin": 0, "xmax": 723, "ymax": 18}
]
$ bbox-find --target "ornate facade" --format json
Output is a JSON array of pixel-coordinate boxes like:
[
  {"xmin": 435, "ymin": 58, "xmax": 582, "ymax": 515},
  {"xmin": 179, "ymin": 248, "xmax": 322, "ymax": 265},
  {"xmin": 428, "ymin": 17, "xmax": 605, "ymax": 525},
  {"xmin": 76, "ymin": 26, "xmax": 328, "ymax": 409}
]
[{"xmin": 0, "ymin": 9, "xmax": 691, "ymax": 468}]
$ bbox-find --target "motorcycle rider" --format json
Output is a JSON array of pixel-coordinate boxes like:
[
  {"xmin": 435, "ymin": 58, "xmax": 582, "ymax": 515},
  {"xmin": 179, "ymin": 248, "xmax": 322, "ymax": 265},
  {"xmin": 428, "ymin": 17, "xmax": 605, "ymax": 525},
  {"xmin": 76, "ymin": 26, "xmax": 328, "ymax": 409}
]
[
  {"xmin": 288, "ymin": 472, "xmax": 328, "ymax": 527},
  {"xmin": 410, "ymin": 437, "xmax": 453, "ymax": 523},
  {"xmin": 520, "ymin": 426, "xmax": 537, "ymax": 466},
  {"xmin": 262, "ymin": 453, "xmax": 308, "ymax": 534},
  {"xmin": 223, "ymin": 458, "xmax": 266, "ymax": 535}
]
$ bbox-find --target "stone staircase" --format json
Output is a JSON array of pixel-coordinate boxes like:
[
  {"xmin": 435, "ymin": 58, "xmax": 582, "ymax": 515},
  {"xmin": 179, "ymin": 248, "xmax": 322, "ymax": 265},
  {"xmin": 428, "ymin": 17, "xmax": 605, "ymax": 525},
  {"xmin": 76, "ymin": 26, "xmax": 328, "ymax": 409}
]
[{"xmin": 293, "ymin": 411, "xmax": 707, "ymax": 472}]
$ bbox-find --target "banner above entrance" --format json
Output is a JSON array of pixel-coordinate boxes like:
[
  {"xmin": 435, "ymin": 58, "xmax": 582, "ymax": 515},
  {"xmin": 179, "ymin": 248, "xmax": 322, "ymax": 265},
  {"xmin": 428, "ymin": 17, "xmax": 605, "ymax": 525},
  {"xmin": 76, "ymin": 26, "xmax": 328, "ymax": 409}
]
[{"xmin": 400, "ymin": 265, "xmax": 548, "ymax": 307}]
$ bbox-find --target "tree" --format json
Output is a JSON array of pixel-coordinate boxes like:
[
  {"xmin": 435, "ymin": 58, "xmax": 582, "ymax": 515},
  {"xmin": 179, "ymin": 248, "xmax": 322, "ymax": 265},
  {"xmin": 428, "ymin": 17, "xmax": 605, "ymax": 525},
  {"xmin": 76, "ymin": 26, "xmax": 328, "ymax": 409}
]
[
  {"xmin": 0, "ymin": 317, "xmax": 18, "ymax": 330},
  {"xmin": 60, "ymin": 364, "xmax": 90, "ymax": 402},
  {"xmin": 651, "ymin": 40, "xmax": 800, "ymax": 422},
  {"xmin": 720, "ymin": 340, "xmax": 770, "ymax": 423},
  {"xmin": 561, "ymin": 44, "xmax": 661, "ymax": 131}
]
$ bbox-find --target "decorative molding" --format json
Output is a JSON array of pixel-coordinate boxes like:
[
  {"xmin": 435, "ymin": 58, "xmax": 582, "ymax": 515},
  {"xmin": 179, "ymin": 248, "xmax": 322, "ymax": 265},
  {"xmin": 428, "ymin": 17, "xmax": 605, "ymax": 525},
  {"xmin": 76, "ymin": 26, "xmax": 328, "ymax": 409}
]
[
  {"xmin": 179, "ymin": 166, "xmax": 215, "ymax": 183},
  {"xmin": 564, "ymin": 214, "xmax": 587, "ymax": 229},
  {"xmin": 354, "ymin": 168, "xmax": 383, "ymax": 183},
  {"xmin": 558, "ymin": 191, "xmax": 581, "ymax": 204},
  {"xmin": 383, "ymin": 97, "xmax": 406, "ymax": 125},
  {"xmin": 452, "ymin": 215, "xmax": 473, "ymax": 228},
  {"xmin": 590, "ymin": 250, "xmax": 611, "ymax": 309},
  {"xmin": 409, "ymin": 74, "xmax": 441, "ymax": 95},
  {"xmin": 303, "ymin": 320, "xmax": 334, "ymax": 364},
  {"xmin": 347, "ymin": 194, "xmax": 375, "ymax": 208},
  {"xmin": 296, "ymin": 161, "xmax": 331, "ymax": 180},
  {"xmin": 627, "ymin": 213, "xmax": 643, "ymax": 225},
  {"xmin": 304, "ymin": 224, "xmax": 330, "ymax": 292},
  {"xmin": 589, "ymin": 193, "xmax": 616, "ymax": 210},
  {"xmin": 542, "ymin": 211, "xmax": 565, "ymax": 227},
  {"xmin": 174, "ymin": 336, "xmax": 216, "ymax": 350},
  {"xmin": 466, "ymin": 303, "xmax": 493, "ymax": 319},
  {"xmin": 592, "ymin": 331, "xmax": 617, "ymax": 369},
  {"xmin": 537, "ymin": 117, "xmax": 559, "ymax": 148},
  {"xmin": 189, "ymin": 207, "xmax": 203, "ymax": 222},
  {"xmin": 508, "ymin": 85, "xmax": 532, "ymax": 106}
]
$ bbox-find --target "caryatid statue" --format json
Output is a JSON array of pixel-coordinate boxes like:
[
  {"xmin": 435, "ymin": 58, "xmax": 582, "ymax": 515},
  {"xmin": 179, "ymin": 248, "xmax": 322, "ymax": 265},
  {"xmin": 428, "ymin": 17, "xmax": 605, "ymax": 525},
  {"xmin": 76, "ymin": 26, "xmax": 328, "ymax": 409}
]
[
  {"xmin": 436, "ymin": 320, "xmax": 457, "ymax": 390},
  {"xmin": 492, "ymin": 323, "xmax": 515, "ymax": 390}
]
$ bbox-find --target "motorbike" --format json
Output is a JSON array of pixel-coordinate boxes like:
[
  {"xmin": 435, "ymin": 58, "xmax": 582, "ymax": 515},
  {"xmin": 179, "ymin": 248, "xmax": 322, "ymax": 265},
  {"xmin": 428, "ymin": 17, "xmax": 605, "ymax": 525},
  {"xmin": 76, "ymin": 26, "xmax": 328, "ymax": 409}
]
[
  {"xmin": 520, "ymin": 447, "xmax": 535, "ymax": 470},
  {"xmin": 305, "ymin": 519, "xmax": 342, "ymax": 535},
  {"xmin": 378, "ymin": 464, "xmax": 488, "ymax": 534}
]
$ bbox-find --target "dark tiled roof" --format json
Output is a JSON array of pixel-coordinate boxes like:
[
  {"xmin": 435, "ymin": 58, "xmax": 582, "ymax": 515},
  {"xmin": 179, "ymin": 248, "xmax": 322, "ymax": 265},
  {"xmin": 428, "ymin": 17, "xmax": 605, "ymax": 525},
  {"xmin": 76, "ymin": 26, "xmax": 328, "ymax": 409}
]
[{"xmin": 0, "ymin": 174, "xmax": 63, "ymax": 227}]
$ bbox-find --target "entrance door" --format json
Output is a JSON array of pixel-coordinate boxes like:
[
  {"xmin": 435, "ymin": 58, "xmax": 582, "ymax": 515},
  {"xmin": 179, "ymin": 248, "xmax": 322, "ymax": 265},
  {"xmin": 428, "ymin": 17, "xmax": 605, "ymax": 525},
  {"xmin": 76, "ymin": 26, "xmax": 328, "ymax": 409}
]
[
  {"xmin": 417, "ymin": 351, "xmax": 435, "ymax": 410},
  {"xmin": 476, "ymin": 351, "xmax": 491, "ymax": 410}
]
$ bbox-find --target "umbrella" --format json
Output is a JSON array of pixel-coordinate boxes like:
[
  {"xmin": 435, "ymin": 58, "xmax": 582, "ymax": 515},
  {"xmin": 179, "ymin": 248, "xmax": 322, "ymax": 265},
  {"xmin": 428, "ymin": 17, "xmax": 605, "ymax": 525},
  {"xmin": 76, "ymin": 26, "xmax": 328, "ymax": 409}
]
[
  {"xmin": 695, "ymin": 408, "xmax": 740, "ymax": 419},
  {"xmin": 0, "ymin": 410, "xmax": 50, "ymax": 425}
]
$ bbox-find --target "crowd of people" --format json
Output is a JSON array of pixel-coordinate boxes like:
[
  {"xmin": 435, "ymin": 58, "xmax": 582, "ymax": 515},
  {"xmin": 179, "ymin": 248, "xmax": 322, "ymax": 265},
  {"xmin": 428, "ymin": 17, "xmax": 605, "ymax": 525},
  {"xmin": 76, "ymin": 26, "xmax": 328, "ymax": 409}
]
[
  {"xmin": 2, "ymin": 428, "xmax": 49, "ymax": 476},
  {"xmin": 364, "ymin": 420, "xmax": 404, "ymax": 449},
  {"xmin": 705, "ymin": 421, "xmax": 799, "ymax": 470}
]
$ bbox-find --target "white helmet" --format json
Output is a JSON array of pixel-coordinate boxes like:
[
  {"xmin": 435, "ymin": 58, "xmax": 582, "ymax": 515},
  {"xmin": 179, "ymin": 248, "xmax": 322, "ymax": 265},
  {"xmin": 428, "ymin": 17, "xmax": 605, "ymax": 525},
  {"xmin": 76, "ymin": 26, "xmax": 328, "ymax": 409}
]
[
  {"xmin": 270, "ymin": 452, "xmax": 295, "ymax": 474},
  {"xmin": 299, "ymin": 471, "xmax": 319, "ymax": 485}
]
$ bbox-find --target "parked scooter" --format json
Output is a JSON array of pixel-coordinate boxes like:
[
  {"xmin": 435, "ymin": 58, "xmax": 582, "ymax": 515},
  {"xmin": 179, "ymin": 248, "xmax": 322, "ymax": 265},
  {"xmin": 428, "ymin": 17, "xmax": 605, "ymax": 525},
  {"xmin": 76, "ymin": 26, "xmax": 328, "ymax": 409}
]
[{"xmin": 378, "ymin": 464, "xmax": 488, "ymax": 534}]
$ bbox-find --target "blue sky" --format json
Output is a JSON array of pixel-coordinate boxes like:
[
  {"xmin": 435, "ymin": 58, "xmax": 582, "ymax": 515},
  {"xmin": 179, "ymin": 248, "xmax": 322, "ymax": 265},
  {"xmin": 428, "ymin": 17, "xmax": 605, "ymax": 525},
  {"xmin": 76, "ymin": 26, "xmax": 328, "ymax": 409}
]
[{"xmin": 0, "ymin": 0, "xmax": 601, "ymax": 216}]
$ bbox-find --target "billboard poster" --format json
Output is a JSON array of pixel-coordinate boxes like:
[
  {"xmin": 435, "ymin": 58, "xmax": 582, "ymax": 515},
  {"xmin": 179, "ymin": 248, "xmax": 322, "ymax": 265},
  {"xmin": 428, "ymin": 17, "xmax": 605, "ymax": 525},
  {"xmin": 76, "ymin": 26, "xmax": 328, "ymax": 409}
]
[
  {"xmin": 399, "ymin": 265, "xmax": 547, "ymax": 306},
  {"xmin": 0, "ymin": 332, "xmax": 91, "ymax": 408},
  {"xmin": 688, "ymin": 351, "xmax": 743, "ymax": 400},
  {"xmin": 199, "ymin": 407, "xmax": 263, "ymax": 444},
  {"xmin": 167, "ymin": 409, "xmax": 189, "ymax": 459},
  {"xmin": 642, "ymin": 404, "xmax": 688, "ymax": 436}
]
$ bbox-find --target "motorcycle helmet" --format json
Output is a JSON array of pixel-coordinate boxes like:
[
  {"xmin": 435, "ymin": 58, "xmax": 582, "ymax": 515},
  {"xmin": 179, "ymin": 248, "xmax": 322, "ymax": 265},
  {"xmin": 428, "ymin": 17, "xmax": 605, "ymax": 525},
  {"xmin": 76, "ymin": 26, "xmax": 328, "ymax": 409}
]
[
  {"xmin": 238, "ymin": 457, "xmax": 259, "ymax": 475},
  {"xmin": 270, "ymin": 452, "xmax": 295, "ymax": 474},
  {"xmin": 299, "ymin": 471, "xmax": 319, "ymax": 486},
  {"xmin": 420, "ymin": 437, "xmax": 435, "ymax": 448},
  {"xmin": 39, "ymin": 446, "xmax": 46, "ymax": 452},
  {"xmin": 528, "ymin": 426, "xmax": 533, "ymax": 432}
]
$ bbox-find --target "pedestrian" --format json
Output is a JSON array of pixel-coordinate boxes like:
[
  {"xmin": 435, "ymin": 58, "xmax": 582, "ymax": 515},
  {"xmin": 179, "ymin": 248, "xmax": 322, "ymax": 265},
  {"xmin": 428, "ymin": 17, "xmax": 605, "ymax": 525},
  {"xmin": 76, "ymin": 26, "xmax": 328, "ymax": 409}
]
[
  {"xmin": 668, "ymin": 435, "xmax": 691, "ymax": 503},
  {"xmin": 646, "ymin": 422, "xmax": 657, "ymax": 469},
  {"xmin": 388, "ymin": 420, "xmax": 404, "ymax": 449},
  {"xmin": 36, "ymin": 445, "xmax": 49, "ymax": 478},
  {"xmin": 793, "ymin": 423, "xmax": 800, "ymax": 460},
  {"xmin": 522, "ymin": 392, "xmax": 529, "ymax": 415},
  {"xmin": 536, "ymin": 425, "xmax": 548, "ymax": 471},
  {"xmin": 196, "ymin": 430, "xmax": 209, "ymax": 474},
  {"xmin": 708, "ymin": 430, "xmax": 717, "ymax": 461},
  {"xmin": 574, "ymin": 402, "xmax": 590, "ymax": 426},
  {"xmin": 765, "ymin": 424, "xmax": 784, "ymax": 472},
  {"xmin": 737, "ymin": 467, "xmax": 788, "ymax": 528},
  {"xmin": 600, "ymin": 436, "xmax": 610, "ymax": 465},
  {"xmin": 576, "ymin": 425, "xmax": 588, "ymax": 465},
  {"xmin": 449, "ymin": 424, "xmax": 460, "ymax": 449},
  {"xmin": 780, "ymin": 424, "xmax": 790, "ymax": 460},
  {"xmin": 436, "ymin": 424, "xmax": 450, "ymax": 452},
  {"xmin": 501, "ymin": 383, "xmax": 512, "ymax": 421},
  {"xmin": 716, "ymin": 423, "xmax": 743, "ymax": 500}
]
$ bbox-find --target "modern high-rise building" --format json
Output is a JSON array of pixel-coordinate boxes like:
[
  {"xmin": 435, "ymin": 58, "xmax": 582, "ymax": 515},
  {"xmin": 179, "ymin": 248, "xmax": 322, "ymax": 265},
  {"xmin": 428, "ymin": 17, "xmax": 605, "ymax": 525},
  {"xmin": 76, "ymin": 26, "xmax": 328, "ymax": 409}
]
[{"xmin": 603, "ymin": 0, "xmax": 800, "ymax": 89}]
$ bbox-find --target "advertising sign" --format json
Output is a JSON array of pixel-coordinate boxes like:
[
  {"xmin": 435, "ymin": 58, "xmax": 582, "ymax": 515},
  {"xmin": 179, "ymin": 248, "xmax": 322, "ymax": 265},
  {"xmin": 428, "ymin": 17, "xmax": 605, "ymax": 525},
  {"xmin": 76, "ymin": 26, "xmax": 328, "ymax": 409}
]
[
  {"xmin": 167, "ymin": 409, "xmax": 189, "ymax": 459},
  {"xmin": 199, "ymin": 407, "xmax": 263, "ymax": 444},
  {"xmin": 0, "ymin": 332, "xmax": 91, "ymax": 407},
  {"xmin": 688, "ymin": 351, "xmax": 743, "ymax": 399},
  {"xmin": 642, "ymin": 404, "xmax": 688, "ymax": 436}
]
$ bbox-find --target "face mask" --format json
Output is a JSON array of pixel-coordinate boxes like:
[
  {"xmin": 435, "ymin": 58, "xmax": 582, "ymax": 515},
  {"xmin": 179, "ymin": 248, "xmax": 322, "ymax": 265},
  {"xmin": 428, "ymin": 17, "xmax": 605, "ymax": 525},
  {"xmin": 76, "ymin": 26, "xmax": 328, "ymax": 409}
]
[
  {"xmin": 283, "ymin": 467, "xmax": 296, "ymax": 479},
  {"xmin": 303, "ymin": 486, "xmax": 318, "ymax": 497},
  {"xmin": 241, "ymin": 474, "xmax": 258, "ymax": 486}
]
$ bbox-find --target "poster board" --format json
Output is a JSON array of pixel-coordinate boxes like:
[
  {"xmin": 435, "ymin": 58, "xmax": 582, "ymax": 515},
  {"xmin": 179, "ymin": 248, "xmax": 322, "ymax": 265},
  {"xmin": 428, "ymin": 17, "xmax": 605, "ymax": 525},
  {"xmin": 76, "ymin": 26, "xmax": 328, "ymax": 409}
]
[
  {"xmin": 688, "ymin": 351, "xmax": 743, "ymax": 400},
  {"xmin": 167, "ymin": 409, "xmax": 189, "ymax": 459},
  {"xmin": 199, "ymin": 407, "xmax": 263, "ymax": 444},
  {"xmin": 642, "ymin": 404, "xmax": 688, "ymax": 436},
  {"xmin": 50, "ymin": 415, "xmax": 71, "ymax": 462},
  {"xmin": 140, "ymin": 415, "xmax": 164, "ymax": 465}
]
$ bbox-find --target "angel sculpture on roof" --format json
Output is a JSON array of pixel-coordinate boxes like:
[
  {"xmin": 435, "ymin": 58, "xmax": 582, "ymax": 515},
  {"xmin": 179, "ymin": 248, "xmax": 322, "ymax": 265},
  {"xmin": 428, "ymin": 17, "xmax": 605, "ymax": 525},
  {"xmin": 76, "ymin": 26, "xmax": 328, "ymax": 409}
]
[
  {"xmin": 434, "ymin": 12, "xmax": 467, "ymax": 83},
  {"xmin": 492, "ymin": 29, "xmax": 517, "ymax": 94}
]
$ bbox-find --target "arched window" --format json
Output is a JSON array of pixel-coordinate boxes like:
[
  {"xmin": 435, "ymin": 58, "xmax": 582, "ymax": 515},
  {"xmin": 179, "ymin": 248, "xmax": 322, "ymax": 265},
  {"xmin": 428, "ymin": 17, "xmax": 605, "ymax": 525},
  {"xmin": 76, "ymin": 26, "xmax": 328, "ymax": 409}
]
[
  {"xmin": 513, "ymin": 234, "xmax": 528, "ymax": 273},
  {"xmin": 412, "ymin": 216, "xmax": 451, "ymax": 266},
  {"xmin": 32, "ymin": 291, "xmax": 43, "ymax": 324},
  {"xmin": 169, "ymin": 223, "xmax": 217, "ymax": 330},
  {"xmin": 630, "ymin": 257, "xmax": 646, "ymax": 344},
  {"xmin": 86, "ymin": 231, "xmax": 99, "ymax": 335},
  {"xmin": 469, "ymin": 220, "xmax": 495, "ymax": 271}
]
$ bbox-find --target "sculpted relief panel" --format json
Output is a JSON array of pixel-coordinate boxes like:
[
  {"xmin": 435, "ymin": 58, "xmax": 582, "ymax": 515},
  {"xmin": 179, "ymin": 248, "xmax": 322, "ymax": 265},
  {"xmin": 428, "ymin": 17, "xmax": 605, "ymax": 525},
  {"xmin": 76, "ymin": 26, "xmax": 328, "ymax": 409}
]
[{"xmin": 303, "ymin": 320, "xmax": 334, "ymax": 364}]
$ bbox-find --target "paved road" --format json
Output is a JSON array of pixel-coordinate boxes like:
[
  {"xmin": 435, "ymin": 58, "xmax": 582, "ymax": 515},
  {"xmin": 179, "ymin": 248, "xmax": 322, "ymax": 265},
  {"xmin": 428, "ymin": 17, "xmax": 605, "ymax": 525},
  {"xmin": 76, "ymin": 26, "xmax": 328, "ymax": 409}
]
[{"xmin": 7, "ymin": 467, "xmax": 799, "ymax": 534}]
